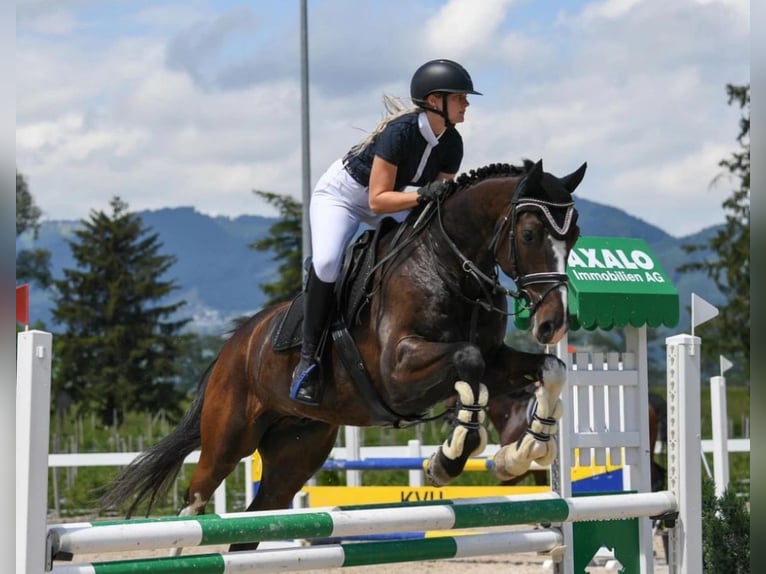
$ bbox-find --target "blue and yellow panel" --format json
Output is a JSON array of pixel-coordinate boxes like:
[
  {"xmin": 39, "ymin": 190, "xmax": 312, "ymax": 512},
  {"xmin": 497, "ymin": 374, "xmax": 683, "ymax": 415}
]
[
  {"xmin": 251, "ymin": 450, "xmax": 626, "ymax": 501},
  {"xmin": 300, "ymin": 485, "xmax": 550, "ymax": 507}
]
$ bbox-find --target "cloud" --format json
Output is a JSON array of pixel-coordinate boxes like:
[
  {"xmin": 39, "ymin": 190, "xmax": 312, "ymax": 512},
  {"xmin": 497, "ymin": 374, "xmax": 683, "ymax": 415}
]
[
  {"xmin": 423, "ymin": 0, "xmax": 519, "ymax": 59},
  {"xmin": 165, "ymin": 7, "xmax": 269, "ymax": 90},
  {"xmin": 15, "ymin": 0, "xmax": 749, "ymax": 238}
]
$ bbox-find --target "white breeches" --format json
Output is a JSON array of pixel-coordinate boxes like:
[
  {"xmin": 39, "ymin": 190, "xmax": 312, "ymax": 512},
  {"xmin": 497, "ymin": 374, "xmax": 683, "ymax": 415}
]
[{"xmin": 309, "ymin": 158, "xmax": 409, "ymax": 283}]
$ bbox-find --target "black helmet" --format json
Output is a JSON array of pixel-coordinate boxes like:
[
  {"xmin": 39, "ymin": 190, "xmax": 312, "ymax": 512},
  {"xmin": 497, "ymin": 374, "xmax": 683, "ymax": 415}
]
[{"xmin": 410, "ymin": 59, "xmax": 482, "ymax": 105}]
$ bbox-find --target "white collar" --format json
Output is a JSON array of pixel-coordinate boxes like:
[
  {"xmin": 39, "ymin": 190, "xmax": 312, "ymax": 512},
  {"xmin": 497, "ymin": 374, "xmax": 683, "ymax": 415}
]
[{"xmin": 418, "ymin": 112, "xmax": 442, "ymax": 146}]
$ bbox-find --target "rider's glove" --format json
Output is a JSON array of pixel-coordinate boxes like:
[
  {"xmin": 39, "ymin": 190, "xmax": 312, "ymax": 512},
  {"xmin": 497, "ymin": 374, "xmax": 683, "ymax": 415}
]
[{"xmin": 416, "ymin": 180, "xmax": 452, "ymax": 206}]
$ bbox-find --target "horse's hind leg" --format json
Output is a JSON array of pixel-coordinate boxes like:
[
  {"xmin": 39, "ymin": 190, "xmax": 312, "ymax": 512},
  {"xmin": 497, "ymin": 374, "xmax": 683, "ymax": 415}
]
[
  {"xmin": 229, "ymin": 417, "xmax": 339, "ymax": 552},
  {"xmin": 178, "ymin": 374, "xmax": 263, "ymax": 518},
  {"xmin": 166, "ymin": 387, "xmax": 262, "ymax": 556}
]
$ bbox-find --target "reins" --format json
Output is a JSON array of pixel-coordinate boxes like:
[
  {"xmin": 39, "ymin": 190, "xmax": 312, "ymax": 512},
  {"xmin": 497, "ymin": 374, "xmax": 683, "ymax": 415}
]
[{"xmin": 367, "ymin": 170, "xmax": 576, "ymax": 334}]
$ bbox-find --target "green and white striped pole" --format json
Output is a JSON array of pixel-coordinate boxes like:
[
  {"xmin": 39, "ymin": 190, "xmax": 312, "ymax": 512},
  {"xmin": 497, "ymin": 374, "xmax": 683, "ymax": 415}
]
[
  {"xmin": 53, "ymin": 529, "xmax": 564, "ymax": 573},
  {"xmin": 50, "ymin": 492, "xmax": 675, "ymax": 557}
]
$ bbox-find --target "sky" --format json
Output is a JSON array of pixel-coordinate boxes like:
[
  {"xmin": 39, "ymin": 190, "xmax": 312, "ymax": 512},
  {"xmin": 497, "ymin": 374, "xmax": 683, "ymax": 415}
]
[{"xmin": 16, "ymin": 0, "xmax": 750, "ymax": 238}]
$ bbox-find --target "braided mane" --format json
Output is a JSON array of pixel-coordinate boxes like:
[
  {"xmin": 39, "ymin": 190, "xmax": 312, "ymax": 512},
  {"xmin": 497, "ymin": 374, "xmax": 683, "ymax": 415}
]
[{"xmin": 454, "ymin": 159, "xmax": 534, "ymax": 190}]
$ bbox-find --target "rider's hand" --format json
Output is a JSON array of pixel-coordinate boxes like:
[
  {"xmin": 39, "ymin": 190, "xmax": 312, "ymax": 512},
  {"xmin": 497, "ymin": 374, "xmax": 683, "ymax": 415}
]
[{"xmin": 416, "ymin": 180, "xmax": 452, "ymax": 206}]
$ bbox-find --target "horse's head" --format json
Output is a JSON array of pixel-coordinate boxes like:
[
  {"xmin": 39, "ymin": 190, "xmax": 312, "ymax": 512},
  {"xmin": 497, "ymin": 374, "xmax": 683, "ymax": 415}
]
[
  {"xmin": 493, "ymin": 159, "xmax": 585, "ymax": 344},
  {"xmin": 425, "ymin": 159, "xmax": 584, "ymax": 346}
]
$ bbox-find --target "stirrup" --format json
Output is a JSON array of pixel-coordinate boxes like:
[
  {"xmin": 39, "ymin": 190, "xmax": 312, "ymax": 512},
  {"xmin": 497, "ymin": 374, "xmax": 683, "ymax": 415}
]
[{"xmin": 290, "ymin": 362, "xmax": 321, "ymax": 405}]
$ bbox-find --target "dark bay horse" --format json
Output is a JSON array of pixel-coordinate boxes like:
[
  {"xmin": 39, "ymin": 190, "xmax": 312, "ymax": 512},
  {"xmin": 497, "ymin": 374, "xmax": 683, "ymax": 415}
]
[{"xmin": 102, "ymin": 159, "xmax": 586, "ymax": 550}]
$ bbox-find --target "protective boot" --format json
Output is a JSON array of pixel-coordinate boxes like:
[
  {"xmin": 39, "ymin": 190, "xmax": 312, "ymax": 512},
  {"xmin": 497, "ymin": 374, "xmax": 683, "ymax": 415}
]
[{"xmin": 289, "ymin": 267, "xmax": 335, "ymax": 405}]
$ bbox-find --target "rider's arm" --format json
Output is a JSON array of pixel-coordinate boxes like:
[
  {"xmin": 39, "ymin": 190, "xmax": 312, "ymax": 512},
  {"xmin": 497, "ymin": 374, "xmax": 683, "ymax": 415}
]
[{"xmin": 368, "ymin": 156, "xmax": 454, "ymax": 214}]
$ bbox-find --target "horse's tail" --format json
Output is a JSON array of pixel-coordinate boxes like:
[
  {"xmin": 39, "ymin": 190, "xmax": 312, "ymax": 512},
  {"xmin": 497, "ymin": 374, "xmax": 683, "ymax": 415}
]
[{"xmin": 100, "ymin": 359, "xmax": 216, "ymax": 518}]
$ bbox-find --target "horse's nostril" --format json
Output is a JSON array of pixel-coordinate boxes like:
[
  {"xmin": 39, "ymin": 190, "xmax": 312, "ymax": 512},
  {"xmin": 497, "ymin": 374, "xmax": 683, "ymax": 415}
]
[{"xmin": 536, "ymin": 321, "xmax": 554, "ymax": 344}]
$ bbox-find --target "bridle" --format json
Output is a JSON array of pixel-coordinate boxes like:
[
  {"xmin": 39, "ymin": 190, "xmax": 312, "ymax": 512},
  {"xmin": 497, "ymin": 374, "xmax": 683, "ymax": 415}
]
[{"xmin": 434, "ymin": 172, "xmax": 577, "ymax": 319}]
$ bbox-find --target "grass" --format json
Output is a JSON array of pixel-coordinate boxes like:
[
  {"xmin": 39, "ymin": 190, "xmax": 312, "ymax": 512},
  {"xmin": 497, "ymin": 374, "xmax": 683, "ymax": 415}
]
[{"xmin": 47, "ymin": 384, "xmax": 749, "ymax": 517}]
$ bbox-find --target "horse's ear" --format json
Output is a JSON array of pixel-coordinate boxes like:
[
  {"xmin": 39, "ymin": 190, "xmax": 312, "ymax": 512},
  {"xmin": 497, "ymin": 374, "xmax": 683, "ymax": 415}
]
[
  {"xmin": 529, "ymin": 159, "xmax": 544, "ymax": 182},
  {"xmin": 560, "ymin": 162, "xmax": 587, "ymax": 193}
]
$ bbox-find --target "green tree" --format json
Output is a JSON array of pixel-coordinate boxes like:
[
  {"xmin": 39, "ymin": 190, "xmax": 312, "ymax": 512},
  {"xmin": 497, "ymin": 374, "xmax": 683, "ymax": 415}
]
[
  {"xmin": 16, "ymin": 171, "xmax": 52, "ymax": 288},
  {"xmin": 51, "ymin": 197, "xmax": 191, "ymax": 426},
  {"xmin": 679, "ymin": 84, "xmax": 749, "ymax": 379},
  {"xmin": 173, "ymin": 332, "xmax": 226, "ymax": 394},
  {"xmin": 249, "ymin": 190, "xmax": 303, "ymax": 305},
  {"xmin": 701, "ymin": 477, "xmax": 750, "ymax": 573}
]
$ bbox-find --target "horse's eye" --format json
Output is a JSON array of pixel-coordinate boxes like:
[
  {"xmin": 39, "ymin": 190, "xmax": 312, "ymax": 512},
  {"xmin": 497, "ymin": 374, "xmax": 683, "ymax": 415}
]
[{"xmin": 521, "ymin": 229, "xmax": 535, "ymax": 243}]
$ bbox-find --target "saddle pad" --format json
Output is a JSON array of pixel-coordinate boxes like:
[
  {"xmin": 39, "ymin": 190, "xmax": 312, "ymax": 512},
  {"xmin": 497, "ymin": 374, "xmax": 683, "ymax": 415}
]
[{"xmin": 272, "ymin": 292, "xmax": 304, "ymax": 352}]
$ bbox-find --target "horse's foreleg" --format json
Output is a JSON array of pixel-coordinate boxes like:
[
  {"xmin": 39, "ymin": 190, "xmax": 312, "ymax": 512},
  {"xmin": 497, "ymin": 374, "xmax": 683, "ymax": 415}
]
[
  {"xmin": 426, "ymin": 378, "xmax": 489, "ymax": 486},
  {"xmin": 386, "ymin": 338, "xmax": 490, "ymax": 487},
  {"xmin": 493, "ymin": 355, "xmax": 566, "ymax": 481}
]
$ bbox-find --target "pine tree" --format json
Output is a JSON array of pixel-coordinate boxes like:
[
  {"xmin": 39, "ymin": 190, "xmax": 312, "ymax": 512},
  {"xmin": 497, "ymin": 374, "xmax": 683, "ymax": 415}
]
[
  {"xmin": 249, "ymin": 190, "xmax": 303, "ymax": 306},
  {"xmin": 679, "ymin": 84, "xmax": 749, "ymax": 379},
  {"xmin": 16, "ymin": 170, "xmax": 52, "ymax": 288},
  {"xmin": 52, "ymin": 197, "xmax": 191, "ymax": 426}
]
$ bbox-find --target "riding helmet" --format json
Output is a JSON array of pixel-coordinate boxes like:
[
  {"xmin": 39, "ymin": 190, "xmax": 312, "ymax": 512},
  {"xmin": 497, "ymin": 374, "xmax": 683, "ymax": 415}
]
[{"xmin": 410, "ymin": 59, "xmax": 482, "ymax": 105}]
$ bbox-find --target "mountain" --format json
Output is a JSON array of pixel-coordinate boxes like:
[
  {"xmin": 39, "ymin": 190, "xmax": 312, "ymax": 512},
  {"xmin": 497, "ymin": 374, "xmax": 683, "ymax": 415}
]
[{"xmin": 16, "ymin": 201, "xmax": 724, "ymax": 334}]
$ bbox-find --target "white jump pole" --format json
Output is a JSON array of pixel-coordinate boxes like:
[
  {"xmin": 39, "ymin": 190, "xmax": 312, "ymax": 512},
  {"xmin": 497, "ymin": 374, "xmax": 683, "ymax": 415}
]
[
  {"xmin": 408, "ymin": 439, "xmax": 424, "ymax": 486},
  {"xmin": 709, "ymin": 374, "xmax": 730, "ymax": 498},
  {"xmin": 665, "ymin": 334, "xmax": 703, "ymax": 574},
  {"xmin": 344, "ymin": 426, "xmax": 362, "ymax": 487},
  {"xmin": 16, "ymin": 330, "xmax": 53, "ymax": 574}
]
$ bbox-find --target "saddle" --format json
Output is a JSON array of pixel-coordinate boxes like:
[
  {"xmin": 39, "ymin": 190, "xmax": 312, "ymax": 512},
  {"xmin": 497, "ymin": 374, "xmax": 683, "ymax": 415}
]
[
  {"xmin": 271, "ymin": 217, "xmax": 417, "ymax": 426},
  {"xmin": 272, "ymin": 216, "xmax": 398, "ymax": 352}
]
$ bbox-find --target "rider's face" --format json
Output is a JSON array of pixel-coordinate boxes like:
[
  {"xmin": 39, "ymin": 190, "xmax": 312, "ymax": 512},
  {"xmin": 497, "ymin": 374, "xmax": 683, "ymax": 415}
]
[
  {"xmin": 446, "ymin": 93, "xmax": 470, "ymax": 124},
  {"xmin": 425, "ymin": 92, "xmax": 470, "ymax": 127}
]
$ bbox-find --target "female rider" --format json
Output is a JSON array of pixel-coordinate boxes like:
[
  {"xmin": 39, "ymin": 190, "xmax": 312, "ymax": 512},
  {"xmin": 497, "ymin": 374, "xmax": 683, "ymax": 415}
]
[{"xmin": 291, "ymin": 58, "xmax": 482, "ymax": 405}]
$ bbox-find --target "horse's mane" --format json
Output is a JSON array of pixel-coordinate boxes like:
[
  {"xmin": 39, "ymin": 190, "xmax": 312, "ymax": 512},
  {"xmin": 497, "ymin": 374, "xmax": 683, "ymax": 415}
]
[
  {"xmin": 400, "ymin": 159, "xmax": 534, "ymax": 228},
  {"xmin": 453, "ymin": 159, "xmax": 534, "ymax": 191}
]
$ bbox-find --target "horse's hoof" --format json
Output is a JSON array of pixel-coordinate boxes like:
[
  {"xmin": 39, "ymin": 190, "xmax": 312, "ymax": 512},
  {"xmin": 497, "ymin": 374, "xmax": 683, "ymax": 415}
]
[
  {"xmin": 493, "ymin": 466, "xmax": 521, "ymax": 482},
  {"xmin": 493, "ymin": 445, "xmax": 532, "ymax": 479},
  {"xmin": 425, "ymin": 452, "xmax": 451, "ymax": 487}
]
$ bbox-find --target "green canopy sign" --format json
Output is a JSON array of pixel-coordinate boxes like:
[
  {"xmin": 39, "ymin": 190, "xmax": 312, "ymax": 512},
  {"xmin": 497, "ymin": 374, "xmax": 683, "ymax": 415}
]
[{"xmin": 514, "ymin": 236, "xmax": 679, "ymax": 331}]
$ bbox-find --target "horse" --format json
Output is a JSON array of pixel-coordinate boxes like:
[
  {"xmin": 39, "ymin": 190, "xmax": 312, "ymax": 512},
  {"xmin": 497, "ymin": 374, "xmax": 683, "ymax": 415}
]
[
  {"xmin": 481, "ymin": 389, "xmax": 668, "ymax": 491},
  {"xmin": 101, "ymin": 158, "xmax": 586, "ymax": 552}
]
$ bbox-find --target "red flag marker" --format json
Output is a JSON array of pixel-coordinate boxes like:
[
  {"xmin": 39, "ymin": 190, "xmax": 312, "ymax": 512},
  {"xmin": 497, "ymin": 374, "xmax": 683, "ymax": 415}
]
[{"xmin": 16, "ymin": 284, "xmax": 30, "ymax": 327}]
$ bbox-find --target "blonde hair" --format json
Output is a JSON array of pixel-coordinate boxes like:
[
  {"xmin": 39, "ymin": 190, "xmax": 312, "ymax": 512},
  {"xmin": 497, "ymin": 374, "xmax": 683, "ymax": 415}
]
[{"xmin": 347, "ymin": 94, "xmax": 420, "ymax": 157}]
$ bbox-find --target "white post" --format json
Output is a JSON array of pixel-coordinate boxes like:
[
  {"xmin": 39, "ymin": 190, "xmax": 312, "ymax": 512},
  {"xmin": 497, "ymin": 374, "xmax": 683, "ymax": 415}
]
[
  {"xmin": 16, "ymin": 330, "xmax": 53, "ymax": 574},
  {"xmin": 624, "ymin": 325, "xmax": 654, "ymax": 574},
  {"xmin": 408, "ymin": 439, "xmax": 424, "ymax": 486},
  {"xmin": 244, "ymin": 458, "xmax": 254, "ymax": 509},
  {"xmin": 214, "ymin": 482, "xmax": 227, "ymax": 514},
  {"xmin": 709, "ymin": 375, "xmax": 730, "ymax": 498},
  {"xmin": 344, "ymin": 426, "xmax": 362, "ymax": 487},
  {"xmin": 554, "ymin": 335, "xmax": 574, "ymax": 574},
  {"xmin": 665, "ymin": 334, "xmax": 703, "ymax": 574}
]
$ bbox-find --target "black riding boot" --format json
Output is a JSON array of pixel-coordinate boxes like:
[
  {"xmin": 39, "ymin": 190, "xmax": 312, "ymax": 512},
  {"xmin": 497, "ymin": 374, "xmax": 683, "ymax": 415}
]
[{"xmin": 290, "ymin": 268, "xmax": 335, "ymax": 405}]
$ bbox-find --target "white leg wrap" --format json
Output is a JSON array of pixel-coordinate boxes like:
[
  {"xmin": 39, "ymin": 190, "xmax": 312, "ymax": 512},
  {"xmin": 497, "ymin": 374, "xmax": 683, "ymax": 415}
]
[
  {"xmin": 426, "ymin": 381, "xmax": 489, "ymax": 486},
  {"xmin": 440, "ymin": 381, "xmax": 488, "ymax": 459},
  {"xmin": 494, "ymin": 367, "xmax": 565, "ymax": 481}
]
